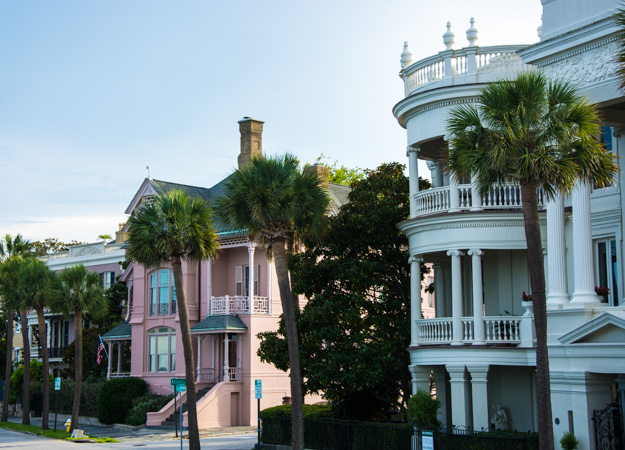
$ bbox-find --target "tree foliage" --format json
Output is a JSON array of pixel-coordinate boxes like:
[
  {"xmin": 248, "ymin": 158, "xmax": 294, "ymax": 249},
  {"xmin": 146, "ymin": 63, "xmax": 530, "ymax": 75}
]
[
  {"xmin": 258, "ymin": 163, "xmax": 430, "ymax": 421},
  {"xmin": 615, "ymin": 4, "xmax": 625, "ymax": 92},
  {"xmin": 31, "ymin": 238, "xmax": 83, "ymax": 256},
  {"xmin": 309, "ymin": 154, "xmax": 366, "ymax": 186}
]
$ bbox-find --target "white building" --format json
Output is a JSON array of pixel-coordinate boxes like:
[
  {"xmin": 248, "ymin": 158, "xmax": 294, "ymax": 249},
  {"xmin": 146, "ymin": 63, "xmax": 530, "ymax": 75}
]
[{"xmin": 394, "ymin": 1, "xmax": 624, "ymax": 448}]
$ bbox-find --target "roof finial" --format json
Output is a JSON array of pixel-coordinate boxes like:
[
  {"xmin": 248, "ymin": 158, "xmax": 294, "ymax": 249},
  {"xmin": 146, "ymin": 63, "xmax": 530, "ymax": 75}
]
[
  {"xmin": 443, "ymin": 22, "xmax": 455, "ymax": 50},
  {"xmin": 466, "ymin": 17, "xmax": 478, "ymax": 46},
  {"xmin": 400, "ymin": 41, "xmax": 413, "ymax": 69},
  {"xmin": 146, "ymin": 165, "xmax": 151, "ymax": 180}
]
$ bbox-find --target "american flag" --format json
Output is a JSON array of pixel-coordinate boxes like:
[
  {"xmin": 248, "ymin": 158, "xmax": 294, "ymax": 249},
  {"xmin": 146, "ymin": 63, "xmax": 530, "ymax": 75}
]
[{"xmin": 97, "ymin": 335, "xmax": 105, "ymax": 365}]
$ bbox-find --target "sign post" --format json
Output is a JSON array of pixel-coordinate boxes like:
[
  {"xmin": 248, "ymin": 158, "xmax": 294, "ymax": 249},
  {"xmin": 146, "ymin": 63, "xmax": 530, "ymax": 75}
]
[
  {"xmin": 171, "ymin": 378, "xmax": 186, "ymax": 447},
  {"xmin": 54, "ymin": 377, "xmax": 61, "ymax": 432},
  {"xmin": 255, "ymin": 379, "xmax": 262, "ymax": 450}
]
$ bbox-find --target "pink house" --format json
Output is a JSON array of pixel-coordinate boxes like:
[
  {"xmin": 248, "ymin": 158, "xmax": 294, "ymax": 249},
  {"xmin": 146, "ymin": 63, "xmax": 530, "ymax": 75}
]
[{"xmin": 105, "ymin": 118, "xmax": 349, "ymax": 428}]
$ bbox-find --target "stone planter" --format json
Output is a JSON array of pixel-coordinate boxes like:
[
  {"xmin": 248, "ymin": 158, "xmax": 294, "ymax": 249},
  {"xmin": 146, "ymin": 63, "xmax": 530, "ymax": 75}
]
[{"xmin": 522, "ymin": 301, "xmax": 533, "ymax": 315}]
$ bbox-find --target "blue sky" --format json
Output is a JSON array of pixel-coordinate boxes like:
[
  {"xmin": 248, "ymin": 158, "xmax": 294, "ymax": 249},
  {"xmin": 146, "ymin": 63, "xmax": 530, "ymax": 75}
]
[{"xmin": 0, "ymin": 1, "xmax": 542, "ymax": 243}]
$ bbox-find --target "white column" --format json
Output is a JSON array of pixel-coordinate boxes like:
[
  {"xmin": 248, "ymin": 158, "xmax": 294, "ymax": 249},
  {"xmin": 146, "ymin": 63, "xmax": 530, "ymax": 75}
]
[
  {"xmin": 447, "ymin": 250, "xmax": 465, "ymax": 345},
  {"xmin": 116, "ymin": 342, "xmax": 122, "ymax": 374},
  {"xmin": 248, "ymin": 242, "xmax": 256, "ymax": 301},
  {"xmin": 210, "ymin": 335, "xmax": 215, "ymax": 380},
  {"xmin": 468, "ymin": 249, "xmax": 485, "ymax": 345},
  {"xmin": 446, "ymin": 365, "xmax": 470, "ymax": 429},
  {"xmin": 449, "ymin": 175, "xmax": 460, "ymax": 212},
  {"xmin": 470, "ymin": 174, "xmax": 483, "ymax": 211},
  {"xmin": 467, "ymin": 365, "xmax": 489, "ymax": 431},
  {"xmin": 432, "ymin": 367, "xmax": 448, "ymax": 426},
  {"xmin": 407, "ymin": 146, "xmax": 419, "ymax": 217},
  {"xmin": 410, "ymin": 255, "xmax": 423, "ymax": 346},
  {"xmin": 267, "ymin": 260, "xmax": 273, "ymax": 314},
  {"xmin": 107, "ymin": 341, "xmax": 112, "ymax": 379},
  {"xmin": 409, "ymin": 364, "xmax": 430, "ymax": 395},
  {"xmin": 223, "ymin": 334, "xmax": 229, "ymax": 381},
  {"xmin": 570, "ymin": 182, "xmax": 600, "ymax": 304},
  {"xmin": 426, "ymin": 161, "xmax": 439, "ymax": 188},
  {"xmin": 206, "ymin": 258, "xmax": 212, "ymax": 316},
  {"xmin": 546, "ymin": 195, "xmax": 569, "ymax": 306},
  {"xmin": 196, "ymin": 336, "xmax": 202, "ymax": 382}
]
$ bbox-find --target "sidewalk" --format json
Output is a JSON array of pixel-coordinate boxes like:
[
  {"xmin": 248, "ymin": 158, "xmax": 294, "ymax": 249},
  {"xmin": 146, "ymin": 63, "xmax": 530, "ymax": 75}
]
[{"xmin": 7, "ymin": 416, "xmax": 256, "ymax": 443}]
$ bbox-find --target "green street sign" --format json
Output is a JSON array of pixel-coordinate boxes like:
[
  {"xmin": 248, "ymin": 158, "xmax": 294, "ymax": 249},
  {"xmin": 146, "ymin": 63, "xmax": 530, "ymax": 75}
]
[
  {"xmin": 255, "ymin": 379, "xmax": 262, "ymax": 399},
  {"xmin": 170, "ymin": 378, "xmax": 186, "ymax": 387},
  {"xmin": 175, "ymin": 384, "xmax": 186, "ymax": 392},
  {"xmin": 54, "ymin": 377, "xmax": 61, "ymax": 391}
]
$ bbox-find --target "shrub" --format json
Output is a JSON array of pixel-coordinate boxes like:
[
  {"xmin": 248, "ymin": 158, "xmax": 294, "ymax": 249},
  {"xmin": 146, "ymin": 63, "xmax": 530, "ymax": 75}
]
[
  {"xmin": 97, "ymin": 377, "xmax": 148, "ymax": 424},
  {"xmin": 125, "ymin": 393, "xmax": 173, "ymax": 426},
  {"xmin": 407, "ymin": 388, "xmax": 441, "ymax": 429},
  {"xmin": 560, "ymin": 432, "xmax": 579, "ymax": 450},
  {"xmin": 260, "ymin": 404, "xmax": 334, "ymax": 444}
]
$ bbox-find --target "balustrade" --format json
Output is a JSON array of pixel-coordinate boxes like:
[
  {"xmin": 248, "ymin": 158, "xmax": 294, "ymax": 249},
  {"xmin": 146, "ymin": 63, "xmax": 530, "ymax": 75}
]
[
  {"xmin": 227, "ymin": 367, "xmax": 241, "ymax": 381},
  {"xmin": 416, "ymin": 315, "xmax": 529, "ymax": 345},
  {"xmin": 210, "ymin": 295, "xmax": 270, "ymax": 315}
]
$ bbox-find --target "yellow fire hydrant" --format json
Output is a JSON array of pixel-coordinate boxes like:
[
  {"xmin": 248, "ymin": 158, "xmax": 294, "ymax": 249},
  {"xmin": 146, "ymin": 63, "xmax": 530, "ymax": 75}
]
[{"xmin": 65, "ymin": 419, "xmax": 71, "ymax": 433}]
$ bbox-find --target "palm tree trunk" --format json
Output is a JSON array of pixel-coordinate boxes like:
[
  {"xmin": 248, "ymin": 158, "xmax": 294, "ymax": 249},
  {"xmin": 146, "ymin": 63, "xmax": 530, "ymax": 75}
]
[
  {"xmin": 520, "ymin": 183, "xmax": 554, "ymax": 450},
  {"xmin": 36, "ymin": 308, "xmax": 50, "ymax": 429},
  {"xmin": 70, "ymin": 310, "xmax": 82, "ymax": 433},
  {"xmin": 20, "ymin": 309, "xmax": 30, "ymax": 425},
  {"xmin": 272, "ymin": 242, "xmax": 305, "ymax": 450},
  {"xmin": 1, "ymin": 309, "xmax": 14, "ymax": 422},
  {"xmin": 170, "ymin": 255, "xmax": 200, "ymax": 450}
]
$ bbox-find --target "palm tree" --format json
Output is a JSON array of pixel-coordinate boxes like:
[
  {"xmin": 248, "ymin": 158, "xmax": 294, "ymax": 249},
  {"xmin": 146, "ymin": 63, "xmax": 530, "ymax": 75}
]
[
  {"xmin": 215, "ymin": 154, "xmax": 330, "ymax": 450},
  {"xmin": 126, "ymin": 189, "xmax": 219, "ymax": 450},
  {"xmin": 51, "ymin": 264, "xmax": 106, "ymax": 433},
  {"xmin": 615, "ymin": 4, "xmax": 625, "ymax": 91},
  {"xmin": 0, "ymin": 234, "xmax": 33, "ymax": 423},
  {"xmin": 18, "ymin": 259, "xmax": 57, "ymax": 429},
  {"xmin": 445, "ymin": 71, "xmax": 617, "ymax": 450}
]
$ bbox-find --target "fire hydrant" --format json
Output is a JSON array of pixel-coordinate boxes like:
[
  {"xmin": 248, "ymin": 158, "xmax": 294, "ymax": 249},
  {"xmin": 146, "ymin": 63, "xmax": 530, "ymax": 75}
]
[{"xmin": 65, "ymin": 419, "xmax": 71, "ymax": 433}]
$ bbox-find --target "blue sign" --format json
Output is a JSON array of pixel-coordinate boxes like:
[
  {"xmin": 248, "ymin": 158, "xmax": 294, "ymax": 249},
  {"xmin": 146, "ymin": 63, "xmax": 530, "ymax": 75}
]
[{"xmin": 255, "ymin": 379, "xmax": 262, "ymax": 399}]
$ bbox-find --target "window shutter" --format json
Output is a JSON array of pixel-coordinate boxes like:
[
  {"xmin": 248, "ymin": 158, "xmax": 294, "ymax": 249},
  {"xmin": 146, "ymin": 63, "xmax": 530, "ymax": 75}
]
[
  {"xmin": 254, "ymin": 264, "xmax": 260, "ymax": 294},
  {"xmin": 235, "ymin": 266, "xmax": 242, "ymax": 296}
]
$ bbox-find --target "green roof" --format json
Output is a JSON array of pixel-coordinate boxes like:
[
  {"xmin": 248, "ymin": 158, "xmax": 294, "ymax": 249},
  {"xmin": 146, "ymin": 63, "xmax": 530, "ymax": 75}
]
[
  {"xmin": 191, "ymin": 315, "xmax": 248, "ymax": 332},
  {"xmin": 102, "ymin": 322, "xmax": 132, "ymax": 340}
]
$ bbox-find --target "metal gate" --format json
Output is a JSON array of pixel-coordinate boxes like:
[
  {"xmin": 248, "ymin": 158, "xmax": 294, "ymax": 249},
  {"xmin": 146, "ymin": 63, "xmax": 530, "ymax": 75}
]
[{"xmin": 593, "ymin": 400, "xmax": 624, "ymax": 450}]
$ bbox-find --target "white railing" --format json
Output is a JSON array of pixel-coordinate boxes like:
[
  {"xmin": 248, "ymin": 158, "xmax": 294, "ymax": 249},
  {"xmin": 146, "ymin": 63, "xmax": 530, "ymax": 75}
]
[
  {"xmin": 227, "ymin": 367, "xmax": 241, "ymax": 381},
  {"xmin": 200, "ymin": 368, "xmax": 216, "ymax": 382},
  {"xmin": 210, "ymin": 295, "xmax": 270, "ymax": 315},
  {"xmin": 109, "ymin": 372, "xmax": 131, "ymax": 378},
  {"xmin": 402, "ymin": 45, "xmax": 533, "ymax": 96},
  {"xmin": 413, "ymin": 183, "xmax": 545, "ymax": 217},
  {"xmin": 416, "ymin": 315, "xmax": 529, "ymax": 345}
]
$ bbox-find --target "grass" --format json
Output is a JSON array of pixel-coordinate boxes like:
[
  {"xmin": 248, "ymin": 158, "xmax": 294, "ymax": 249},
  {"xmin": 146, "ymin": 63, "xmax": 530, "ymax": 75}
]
[{"xmin": 0, "ymin": 421, "xmax": 120, "ymax": 443}]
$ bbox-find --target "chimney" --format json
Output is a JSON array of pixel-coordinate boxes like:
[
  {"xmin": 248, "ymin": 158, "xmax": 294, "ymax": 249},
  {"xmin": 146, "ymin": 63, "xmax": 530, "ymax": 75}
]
[
  {"xmin": 238, "ymin": 117, "xmax": 264, "ymax": 169},
  {"xmin": 304, "ymin": 164, "xmax": 330, "ymax": 189},
  {"xmin": 115, "ymin": 223, "xmax": 129, "ymax": 244}
]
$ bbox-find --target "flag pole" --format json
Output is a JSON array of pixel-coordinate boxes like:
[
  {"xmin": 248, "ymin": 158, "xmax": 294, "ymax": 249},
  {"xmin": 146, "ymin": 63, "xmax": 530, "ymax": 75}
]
[{"xmin": 99, "ymin": 335, "xmax": 109, "ymax": 359}]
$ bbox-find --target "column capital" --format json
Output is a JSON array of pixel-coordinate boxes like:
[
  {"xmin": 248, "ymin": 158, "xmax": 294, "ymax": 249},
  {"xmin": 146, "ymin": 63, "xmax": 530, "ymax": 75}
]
[
  {"xmin": 467, "ymin": 249, "xmax": 484, "ymax": 257},
  {"xmin": 408, "ymin": 255, "xmax": 424, "ymax": 265},
  {"xmin": 406, "ymin": 146, "xmax": 420, "ymax": 156},
  {"xmin": 613, "ymin": 128, "xmax": 624, "ymax": 138},
  {"xmin": 247, "ymin": 241, "xmax": 258, "ymax": 250},
  {"xmin": 445, "ymin": 364, "xmax": 466, "ymax": 378},
  {"xmin": 466, "ymin": 364, "xmax": 490, "ymax": 380},
  {"xmin": 426, "ymin": 160, "xmax": 438, "ymax": 170},
  {"xmin": 447, "ymin": 250, "xmax": 465, "ymax": 257}
]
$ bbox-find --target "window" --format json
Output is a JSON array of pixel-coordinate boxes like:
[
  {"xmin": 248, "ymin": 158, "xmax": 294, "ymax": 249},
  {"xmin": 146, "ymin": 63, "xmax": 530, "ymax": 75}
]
[
  {"xmin": 149, "ymin": 269, "xmax": 177, "ymax": 316},
  {"xmin": 235, "ymin": 265, "xmax": 259, "ymax": 297},
  {"xmin": 99, "ymin": 271, "xmax": 116, "ymax": 290},
  {"xmin": 147, "ymin": 327, "xmax": 176, "ymax": 372},
  {"xmin": 596, "ymin": 239, "xmax": 619, "ymax": 306}
]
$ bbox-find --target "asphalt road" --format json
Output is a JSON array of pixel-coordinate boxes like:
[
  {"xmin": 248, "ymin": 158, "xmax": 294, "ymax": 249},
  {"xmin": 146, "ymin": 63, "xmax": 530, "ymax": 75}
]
[{"xmin": 0, "ymin": 427, "xmax": 259, "ymax": 450}]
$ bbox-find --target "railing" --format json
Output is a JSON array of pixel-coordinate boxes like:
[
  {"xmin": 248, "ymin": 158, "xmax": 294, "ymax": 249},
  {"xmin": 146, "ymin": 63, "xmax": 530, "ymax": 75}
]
[
  {"xmin": 413, "ymin": 183, "xmax": 545, "ymax": 217},
  {"xmin": 109, "ymin": 372, "xmax": 131, "ymax": 378},
  {"xmin": 402, "ymin": 45, "xmax": 533, "ymax": 96},
  {"xmin": 200, "ymin": 368, "xmax": 216, "ymax": 382},
  {"xmin": 149, "ymin": 301, "xmax": 176, "ymax": 316},
  {"xmin": 227, "ymin": 367, "xmax": 241, "ymax": 381},
  {"xmin": 416, "ymin": 315, "xmax": 528, "ymax": 345},
  {"xmin": 210, "ymin": 295, "xmax": 270, "ymax": 315},
  {"xmin": 48, "ymin": 346, "xmax": 68, "ymax": 359}
]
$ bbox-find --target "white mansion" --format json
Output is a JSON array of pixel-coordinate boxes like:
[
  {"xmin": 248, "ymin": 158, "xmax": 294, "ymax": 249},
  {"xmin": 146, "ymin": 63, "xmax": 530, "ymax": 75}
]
[{"xmin": 394, "ymin": 1, "xmax": 624, "ymax": 448}]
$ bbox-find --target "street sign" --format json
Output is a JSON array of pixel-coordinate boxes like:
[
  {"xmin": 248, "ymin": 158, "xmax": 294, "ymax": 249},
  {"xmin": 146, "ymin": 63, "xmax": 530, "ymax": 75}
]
[
  {"xmin": 254, "ymin": 379, "xmax": 262, "ymax": 399},
  {"xmin": 170, "ymin": 378, "xmax": 186, "ymax": 386},
  {"xmin": 175, "ymin": 384, "xmax": 186, "ymax": 392},
  {"xmin": 422, "ymin": 430, "xmax": 434, "ymax": 450},
  {"xmin": 54, "ymin": 377, "xmax": 61, "ymax": 391}
]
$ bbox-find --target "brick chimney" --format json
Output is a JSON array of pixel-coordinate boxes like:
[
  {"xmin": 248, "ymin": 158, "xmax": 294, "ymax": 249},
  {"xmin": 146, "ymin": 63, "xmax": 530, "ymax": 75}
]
[
  {"xmin": 238, "ymin": 117, "xmax": 264, "ymax": 169},
  {"xmin": 304, "ymin": 164, "xmax": 330, "ymax": 189}
]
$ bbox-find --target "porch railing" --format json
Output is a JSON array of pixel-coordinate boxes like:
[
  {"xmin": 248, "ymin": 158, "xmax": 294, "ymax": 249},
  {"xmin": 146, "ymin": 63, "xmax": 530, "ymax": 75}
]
[
  {"xmin": 109, "ymin": 372, "xmax": 131, "ymax": 379},
  {"xmin": 413, "ymin": 183, "xmax": 544, "ymax": 217},
  {"xmin": 200, "ymin": 368, "xmax": 216, "ymax": 382},
  {"xmin": 227, "ymin": 367, "xmax": 241, "ymax": 381},
  {"xmin": 416, "ymin": 315, "xmax": 529, "ymax": 346},
  {"xmin": 149, "ymin": 301, "xmax": 176, "ymax": 316},
  {"xmin": 210, "ymin": 295, "xmax": 271, "ymax": 315}
]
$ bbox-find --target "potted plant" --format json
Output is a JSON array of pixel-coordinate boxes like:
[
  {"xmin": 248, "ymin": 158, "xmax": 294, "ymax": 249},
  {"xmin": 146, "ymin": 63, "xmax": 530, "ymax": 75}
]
[
  {"xmin": 521, "ymin": 291, "xmax": 533, "ymax": 313},
  {"xmin": 560, "ymin": 431, "xmax": 579, "ymax": 450},
  {"xmin": 595, "ymin": 285, "xmax": 610, "ymax": 303}
]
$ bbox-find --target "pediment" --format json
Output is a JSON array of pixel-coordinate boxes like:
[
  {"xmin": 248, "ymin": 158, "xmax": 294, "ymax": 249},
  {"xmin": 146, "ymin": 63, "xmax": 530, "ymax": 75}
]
[
  {"xmin": 124, "ymin": 178, "xmax": 157, "ymax": 215},
  {"xmin": 558, "ymin": 312, "xmax": 625, "ymax": 345}
]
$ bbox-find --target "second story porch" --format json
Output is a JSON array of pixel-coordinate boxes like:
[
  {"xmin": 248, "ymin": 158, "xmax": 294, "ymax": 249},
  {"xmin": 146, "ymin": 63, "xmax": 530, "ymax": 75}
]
[{"xmin": 208, "ymin": 295, "xmax": 271, "ymax": 315}]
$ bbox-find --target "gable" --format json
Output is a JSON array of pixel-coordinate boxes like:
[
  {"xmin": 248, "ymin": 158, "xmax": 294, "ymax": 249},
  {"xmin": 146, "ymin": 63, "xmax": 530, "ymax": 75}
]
[
  {"xmin": 558, "ymin": 312, "xmax": 625, "ymax": 345},
  {"xmin": 124, "ymin": 178, "xmax": 157, "ymax": 214}
]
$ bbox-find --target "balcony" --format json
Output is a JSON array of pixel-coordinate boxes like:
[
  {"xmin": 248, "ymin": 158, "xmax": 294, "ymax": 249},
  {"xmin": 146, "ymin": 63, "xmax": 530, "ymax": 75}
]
[
  {"xmin": 149, "ymin": 301, "xmax": 176, "ymax": 317},
  {"xmin": 209, "ymin": 295, "xmax": 271, "ymax": 315},
  {"xmin": 401, "ymin": 45, "xmax": 533, "ymax": 97},
  {"xmin": 414, "ymin": 183, "xmax": 545, "ymax": 218},
  {"xmin": 416, "ymin": 314, "xmax": 535, "ymax": 347}
]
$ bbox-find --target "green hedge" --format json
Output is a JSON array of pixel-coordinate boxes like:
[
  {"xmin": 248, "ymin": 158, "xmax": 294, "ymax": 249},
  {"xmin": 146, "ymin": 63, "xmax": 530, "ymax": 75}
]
[
  {"xmin": 29, "ymin": 379, "xmax": 103, "ymax": 417},
  {"xmin": 97, "ymin": 377, "xmax": 149, "ymax": 424},
  {"xmin": 125, "ymin": 393, "xmax": 173, "ymax": 426},
  {"xmin": 260, "ymin": 404, "xmax": 333, "ymax": 445}
]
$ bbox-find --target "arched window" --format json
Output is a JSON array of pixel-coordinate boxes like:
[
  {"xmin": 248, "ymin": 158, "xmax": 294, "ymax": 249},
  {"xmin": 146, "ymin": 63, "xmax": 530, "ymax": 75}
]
[
  {"xmin": 148, "ymin": 269, "xmax": 177, "ymax": 316},
  {"xmin": 147, "ymin": 327, "xmax": 176, "ymax": 372}
]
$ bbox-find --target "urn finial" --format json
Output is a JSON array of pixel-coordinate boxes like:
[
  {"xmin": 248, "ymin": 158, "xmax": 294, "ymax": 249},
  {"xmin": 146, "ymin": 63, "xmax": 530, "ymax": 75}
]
[
  {"xmin": 466, "ymin": 17, "xmax": 478, "ymax": 46},
  {"xmin": 443, "ymin": 22, "xmax": 455, "ymax": 50},
  {"xmin": 400, "ymin": 41, "xmax": 414, "ymax": 69}
]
